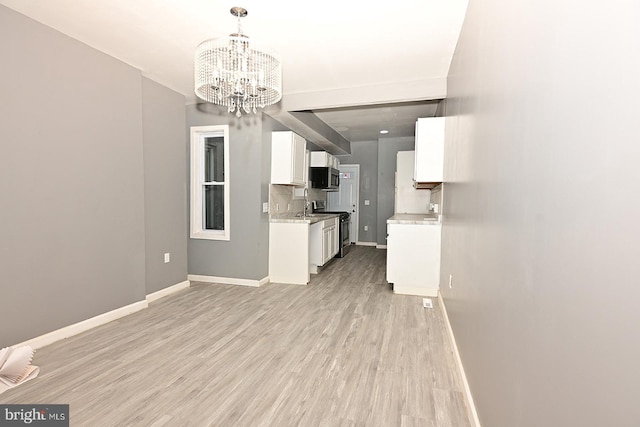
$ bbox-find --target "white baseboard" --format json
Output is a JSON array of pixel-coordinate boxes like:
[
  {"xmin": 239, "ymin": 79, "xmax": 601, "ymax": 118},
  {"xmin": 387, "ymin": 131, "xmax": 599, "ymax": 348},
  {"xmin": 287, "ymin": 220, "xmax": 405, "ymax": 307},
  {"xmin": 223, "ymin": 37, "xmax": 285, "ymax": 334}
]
[
  {"xmin": 188, "ymin": 274, "xmax": 268, "ymax": 288},
  {"xmin": 392, "ymin": 286, "xmax": 438, "ymax": 297},
  {"xmin": 438, "ymin": 294, "xmax": 481, "ymax": 427},
  {"xmin": 376, "ymin": 244, "xmax": 387, "ymax": 249},
  {"xmin": 15, "ymin": 300, "xmax": 148, "ymax": 350},
  {"xmin": 356, "ymin": 241, "xmax": 377, "ymax": 247},
  {"xmin": 13, "ymin": 279, "xmax": 193, "ymax": 350},
  {"xmin": 146, "ymin": 280, "xmax": 190, "ymax": 303}
]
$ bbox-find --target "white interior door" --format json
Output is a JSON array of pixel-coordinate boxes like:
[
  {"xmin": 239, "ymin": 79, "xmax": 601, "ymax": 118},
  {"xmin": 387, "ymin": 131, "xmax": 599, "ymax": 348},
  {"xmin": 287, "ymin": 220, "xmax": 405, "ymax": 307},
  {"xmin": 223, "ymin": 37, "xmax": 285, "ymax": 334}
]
[{"xmin": 328, "ymin": 164, "xmax": 359, "ymax": 244}]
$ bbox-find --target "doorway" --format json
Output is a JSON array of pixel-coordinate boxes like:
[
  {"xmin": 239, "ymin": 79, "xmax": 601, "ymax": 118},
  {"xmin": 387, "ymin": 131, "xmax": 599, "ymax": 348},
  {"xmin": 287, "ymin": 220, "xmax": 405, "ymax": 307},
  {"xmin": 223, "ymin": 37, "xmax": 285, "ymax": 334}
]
[{"xmin": 328, "ymin": 164, "xmax": 359, "ymax": 244}]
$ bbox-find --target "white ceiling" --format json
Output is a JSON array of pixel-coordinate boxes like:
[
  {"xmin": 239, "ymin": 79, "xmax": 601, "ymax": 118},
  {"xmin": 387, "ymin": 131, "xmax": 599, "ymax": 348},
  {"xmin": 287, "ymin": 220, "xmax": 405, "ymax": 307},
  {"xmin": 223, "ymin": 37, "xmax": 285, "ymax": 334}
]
[
  {"xmin": 313, "ymin": 101, "xmax": 441, "ymax": 142},
  {"xmin": 0, "ymin": 0, "xmax": 468, "ymax": 142}
]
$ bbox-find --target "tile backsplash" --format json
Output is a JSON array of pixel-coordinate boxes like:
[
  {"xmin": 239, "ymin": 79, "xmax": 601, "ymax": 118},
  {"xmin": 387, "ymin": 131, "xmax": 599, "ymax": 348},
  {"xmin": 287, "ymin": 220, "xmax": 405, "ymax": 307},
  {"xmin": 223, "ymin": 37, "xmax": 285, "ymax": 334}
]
[{"xmin": 269, "ymin": 185, "xmax": 326, "ymax": 215}]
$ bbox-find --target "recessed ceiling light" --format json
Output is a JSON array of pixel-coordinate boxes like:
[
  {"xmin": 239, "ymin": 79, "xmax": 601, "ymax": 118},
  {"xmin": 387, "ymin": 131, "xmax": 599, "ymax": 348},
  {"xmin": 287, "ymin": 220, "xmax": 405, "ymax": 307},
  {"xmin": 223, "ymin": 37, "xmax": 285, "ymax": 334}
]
[{"xmin": 379, "ymin": 130, "xmax": 389, "ymax": 134}]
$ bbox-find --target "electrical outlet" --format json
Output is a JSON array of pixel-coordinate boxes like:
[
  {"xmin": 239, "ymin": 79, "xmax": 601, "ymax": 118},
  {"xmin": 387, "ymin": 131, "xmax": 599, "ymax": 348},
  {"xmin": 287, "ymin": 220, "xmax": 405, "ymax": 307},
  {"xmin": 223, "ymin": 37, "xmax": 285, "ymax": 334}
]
[
  {"xmin": 262, "ymin": 202, "xmax": 269, "ymax": 213},
  {"xmin": 364, "ymin": 199, "xmax": 370, "ymax": 206},
  {"xmin": 423, "ymin": 298, "xmax": 433, "ymax": 309},
  {"xmin": 287, "ymin": 203, "xmax": 291, "ymax": 211},
  {"xmin": 364, "ymin": 225, "xmax": 368, "ymax": 231},
  {"xmin": 276, "ymin": 203, "xmax": 279, "ymax": 211},
  {"xmin": 449, "ymin": 274, "xmax": 453, "ymax": 288},
  {"xmin": 164, "ymin": 253, "xmax": 170, "ymax": 263}
]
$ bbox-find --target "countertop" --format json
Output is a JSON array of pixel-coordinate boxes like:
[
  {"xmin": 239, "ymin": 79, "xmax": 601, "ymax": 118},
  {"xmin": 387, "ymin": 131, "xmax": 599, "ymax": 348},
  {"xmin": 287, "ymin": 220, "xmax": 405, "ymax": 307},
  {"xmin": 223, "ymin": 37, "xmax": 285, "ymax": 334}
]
[
  {"xmin": 270, "ymin": 213, "xmax": 340, "ymax": 224},
  {"xmin": 387, "ymin": 213, "xmax": 440, "ymax": 225}
]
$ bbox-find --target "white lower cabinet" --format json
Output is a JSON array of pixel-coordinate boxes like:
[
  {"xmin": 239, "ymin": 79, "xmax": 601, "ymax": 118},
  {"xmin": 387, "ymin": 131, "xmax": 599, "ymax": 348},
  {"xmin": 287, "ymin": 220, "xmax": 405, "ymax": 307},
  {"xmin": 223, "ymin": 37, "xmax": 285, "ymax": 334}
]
[
  {"xmin": 310, "ymin": 217, "xmax": 339, "ymax": 272},
  {"xmin": 269, "ymin": 222, "xmax": 310, "ymax": 285},
  {"xmin": 270, "ymin": 216, "xmax": 340, "ymax": 282},
  {"xmin": 386, "ymin": 223, "xmax": 441, "ymax": 297}
]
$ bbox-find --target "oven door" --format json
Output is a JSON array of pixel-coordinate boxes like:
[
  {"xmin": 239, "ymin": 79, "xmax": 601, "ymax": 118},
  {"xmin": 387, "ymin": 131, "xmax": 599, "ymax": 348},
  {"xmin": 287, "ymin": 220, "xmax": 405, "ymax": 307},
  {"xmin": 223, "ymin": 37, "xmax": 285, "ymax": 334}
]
[
  {"xmin": 340, "ymin": 218, "xmax": 350, "ymax": 245},
  {"xmin": 338, "ymin": 216, "xmax": 351, "ymax": 257}
]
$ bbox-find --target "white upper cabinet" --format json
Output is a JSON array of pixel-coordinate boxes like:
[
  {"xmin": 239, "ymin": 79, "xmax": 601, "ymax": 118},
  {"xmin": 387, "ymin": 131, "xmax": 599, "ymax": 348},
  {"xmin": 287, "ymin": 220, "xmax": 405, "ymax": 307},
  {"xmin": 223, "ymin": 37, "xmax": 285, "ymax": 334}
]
[
  {"xmin": 310, "ymin": 151, "xmax": 339, "ymax": 168},
  {"xmin": 271, "ymin": 131, "xmax": 307, "ymax": 186},
  {"xmin": 414, "ymin": 117, "xmax": 445, "ymax": 188},
  {"xmin": 310, "ymin": 151, "xmax": 330, "ymax": 167}
]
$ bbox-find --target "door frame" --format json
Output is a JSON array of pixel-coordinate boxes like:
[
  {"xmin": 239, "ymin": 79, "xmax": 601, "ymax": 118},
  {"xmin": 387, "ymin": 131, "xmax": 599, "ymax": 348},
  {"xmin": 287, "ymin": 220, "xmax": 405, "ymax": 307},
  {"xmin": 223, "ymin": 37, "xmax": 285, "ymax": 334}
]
[{"xmin": 336, "ymin": 164, "xmax": 359, "ymax": 244}]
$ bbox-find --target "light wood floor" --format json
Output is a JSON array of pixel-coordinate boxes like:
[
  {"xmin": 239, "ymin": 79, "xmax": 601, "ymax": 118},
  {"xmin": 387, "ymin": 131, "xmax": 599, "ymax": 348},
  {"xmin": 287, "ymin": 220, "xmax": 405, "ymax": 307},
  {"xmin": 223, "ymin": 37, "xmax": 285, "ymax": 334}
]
[{"xmin": 2, "ymin": 246, "xmax": 472, "ymax": 427}]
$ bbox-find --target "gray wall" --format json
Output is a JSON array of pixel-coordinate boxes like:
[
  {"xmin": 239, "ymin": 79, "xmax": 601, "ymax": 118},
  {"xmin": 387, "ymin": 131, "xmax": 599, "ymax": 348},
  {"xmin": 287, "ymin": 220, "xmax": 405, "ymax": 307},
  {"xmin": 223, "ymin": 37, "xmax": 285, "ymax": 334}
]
[
  {"xmin": 442, "ymin": 1, "xmax": 640, "ymax": 426},
  {"xmin": 337, "ymin": 140, "xmax": 379, "ymax": 243},
  {"xmin": 0, "ymin": 6, "xmax": 146, "ymax": 347},
  {"xmin": 186, "ymin": 106, "xmax": 279, "ymax": 281},
  {"xmin": 376, "ymin": 137, "xmax": 415, "ymax": 245},
  {"xmin": 340, "ymin": 137, "xmax": 418, "ymax": 245},
  {"xmin": 142, "ymin": 78, "xmax": 188, "ymax": 294},
  {"xmin": 0, "ymin": 6, "xmax": 189, "ymax": 347}
]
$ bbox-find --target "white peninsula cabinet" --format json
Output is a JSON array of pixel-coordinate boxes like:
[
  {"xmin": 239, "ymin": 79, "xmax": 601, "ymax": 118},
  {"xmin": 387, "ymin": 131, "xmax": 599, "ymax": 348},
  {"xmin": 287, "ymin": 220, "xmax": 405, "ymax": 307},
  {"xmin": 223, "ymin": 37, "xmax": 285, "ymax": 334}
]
[
  {"xmin": 269, "ymin": 214, "xmax": 340, "ymax": 284},
  {"xmin": 413, "ymin": 117, "xmax": 445, "ymax": 189},
  {"xmin": 269, "ymin": 221, "xmax": 310, "ymax": 285},
  {"xmin": 386, "ymin": 214, "xmax": 441, "ymax": 297},
  {"xmin": 271, "ymin": 131, "xmax": 306, "ymax": 186}
]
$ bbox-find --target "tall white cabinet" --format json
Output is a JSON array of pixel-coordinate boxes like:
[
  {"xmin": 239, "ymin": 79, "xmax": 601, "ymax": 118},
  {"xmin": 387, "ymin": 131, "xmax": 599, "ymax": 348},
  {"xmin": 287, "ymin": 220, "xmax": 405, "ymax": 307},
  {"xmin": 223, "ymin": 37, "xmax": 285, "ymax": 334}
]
[{"xmin": 271, "ymin": 131, "xmax": 306, "ymax": 186}]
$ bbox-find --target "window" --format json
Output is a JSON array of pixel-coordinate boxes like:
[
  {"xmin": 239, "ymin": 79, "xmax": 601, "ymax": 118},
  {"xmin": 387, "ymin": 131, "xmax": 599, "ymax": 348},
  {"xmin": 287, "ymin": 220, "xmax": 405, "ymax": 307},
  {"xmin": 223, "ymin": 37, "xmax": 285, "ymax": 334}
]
[{"xmin": 190, "ymin": 125, "xmax": 230, "ymax": 240}]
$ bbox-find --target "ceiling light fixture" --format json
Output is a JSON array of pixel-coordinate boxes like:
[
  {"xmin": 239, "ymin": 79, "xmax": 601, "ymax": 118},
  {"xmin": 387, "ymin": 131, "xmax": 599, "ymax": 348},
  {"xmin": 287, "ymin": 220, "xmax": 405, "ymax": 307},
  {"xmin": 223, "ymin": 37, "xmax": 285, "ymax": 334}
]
[
  {"xmin": 380, "ymin": 130, "xmax": 389, "ymax": 134},
  {"xmin": 194, "ymin": 7, "xmax": 282, "ymax": 117}
]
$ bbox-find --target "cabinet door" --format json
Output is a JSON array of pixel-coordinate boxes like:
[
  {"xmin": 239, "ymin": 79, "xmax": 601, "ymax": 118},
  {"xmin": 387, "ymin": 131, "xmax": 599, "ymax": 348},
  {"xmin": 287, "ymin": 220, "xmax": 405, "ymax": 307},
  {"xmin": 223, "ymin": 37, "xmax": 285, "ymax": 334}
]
[
  {"xmin": 291, "ymin": 133, "xmax": 306, "ymax": 185},
  {"xmin": 310, "ymin": 151, "xmax": 333, "ymax": 167},
  {"xmin": 386, "ymin": 223, "xmax": 396, "ymax": 283},
  {"xmin": 309, "ymin": 222, "xmax": 323, "ymax": 266},
  {"xmin": 331, "ymin": 226, "xmax": 336, "ymax": 257},
  {"xmin": 323, "ymin": 227, "xmax": 331, "ymax": 264},
  {"xmin": 414, "ymin": 117, "xmax": 445, "ymax": 183},
  {"xmin": 293, "ymin": 149, "xmax": 310, "ymax": 199},
  {"xmin": 271, "ymin": 131, "xmax": 306, "ymax": 186}
]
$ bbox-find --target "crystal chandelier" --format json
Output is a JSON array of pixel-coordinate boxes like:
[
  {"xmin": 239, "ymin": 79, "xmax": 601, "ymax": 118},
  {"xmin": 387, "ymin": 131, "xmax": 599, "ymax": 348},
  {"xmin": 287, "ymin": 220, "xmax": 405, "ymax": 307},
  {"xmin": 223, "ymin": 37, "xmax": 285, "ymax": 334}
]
[{"xmin": 194, "ymin": 7, "xmax": 282, "ymax": 117}]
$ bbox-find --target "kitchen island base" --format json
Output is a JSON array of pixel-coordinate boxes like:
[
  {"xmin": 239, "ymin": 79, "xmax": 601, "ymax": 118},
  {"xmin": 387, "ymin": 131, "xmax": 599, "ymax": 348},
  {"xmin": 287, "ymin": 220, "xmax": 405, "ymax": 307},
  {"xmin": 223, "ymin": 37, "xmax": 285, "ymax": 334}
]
[{"xmin": 386, "ymin": 218, "xmax": 441, "ymax": 297}]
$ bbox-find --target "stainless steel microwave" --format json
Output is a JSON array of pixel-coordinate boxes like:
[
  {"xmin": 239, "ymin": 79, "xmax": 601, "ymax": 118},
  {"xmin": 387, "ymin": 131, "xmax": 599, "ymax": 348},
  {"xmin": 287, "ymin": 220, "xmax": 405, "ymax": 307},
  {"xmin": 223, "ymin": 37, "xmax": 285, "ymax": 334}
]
[{"xmin": 310, "ymin": 167, "xmax": 340, "ymax": 191}]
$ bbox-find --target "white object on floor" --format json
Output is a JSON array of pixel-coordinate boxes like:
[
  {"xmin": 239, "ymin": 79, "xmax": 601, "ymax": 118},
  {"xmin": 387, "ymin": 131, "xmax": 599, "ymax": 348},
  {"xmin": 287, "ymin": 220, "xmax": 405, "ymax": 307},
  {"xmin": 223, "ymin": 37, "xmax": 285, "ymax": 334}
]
[{"xmin": 0, "ymin": 345, "xmax": 39, "ymax": 394}]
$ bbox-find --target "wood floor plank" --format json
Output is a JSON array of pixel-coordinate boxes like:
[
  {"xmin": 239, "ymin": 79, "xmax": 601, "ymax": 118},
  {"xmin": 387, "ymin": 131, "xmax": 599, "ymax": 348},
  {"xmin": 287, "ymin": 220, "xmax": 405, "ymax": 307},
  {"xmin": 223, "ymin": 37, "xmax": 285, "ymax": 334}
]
[{"xmin": 1, "ymin": 246, "xmax": 472, "ymax": 427}]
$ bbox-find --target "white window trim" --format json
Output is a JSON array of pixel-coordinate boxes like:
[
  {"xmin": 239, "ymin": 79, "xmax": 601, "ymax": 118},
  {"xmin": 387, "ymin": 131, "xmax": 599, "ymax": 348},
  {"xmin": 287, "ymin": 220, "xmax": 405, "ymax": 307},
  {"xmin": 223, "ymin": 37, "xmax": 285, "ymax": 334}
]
[{"xmin": 190, "ymin": 125, "xmax": 230, "ymax": 240}]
